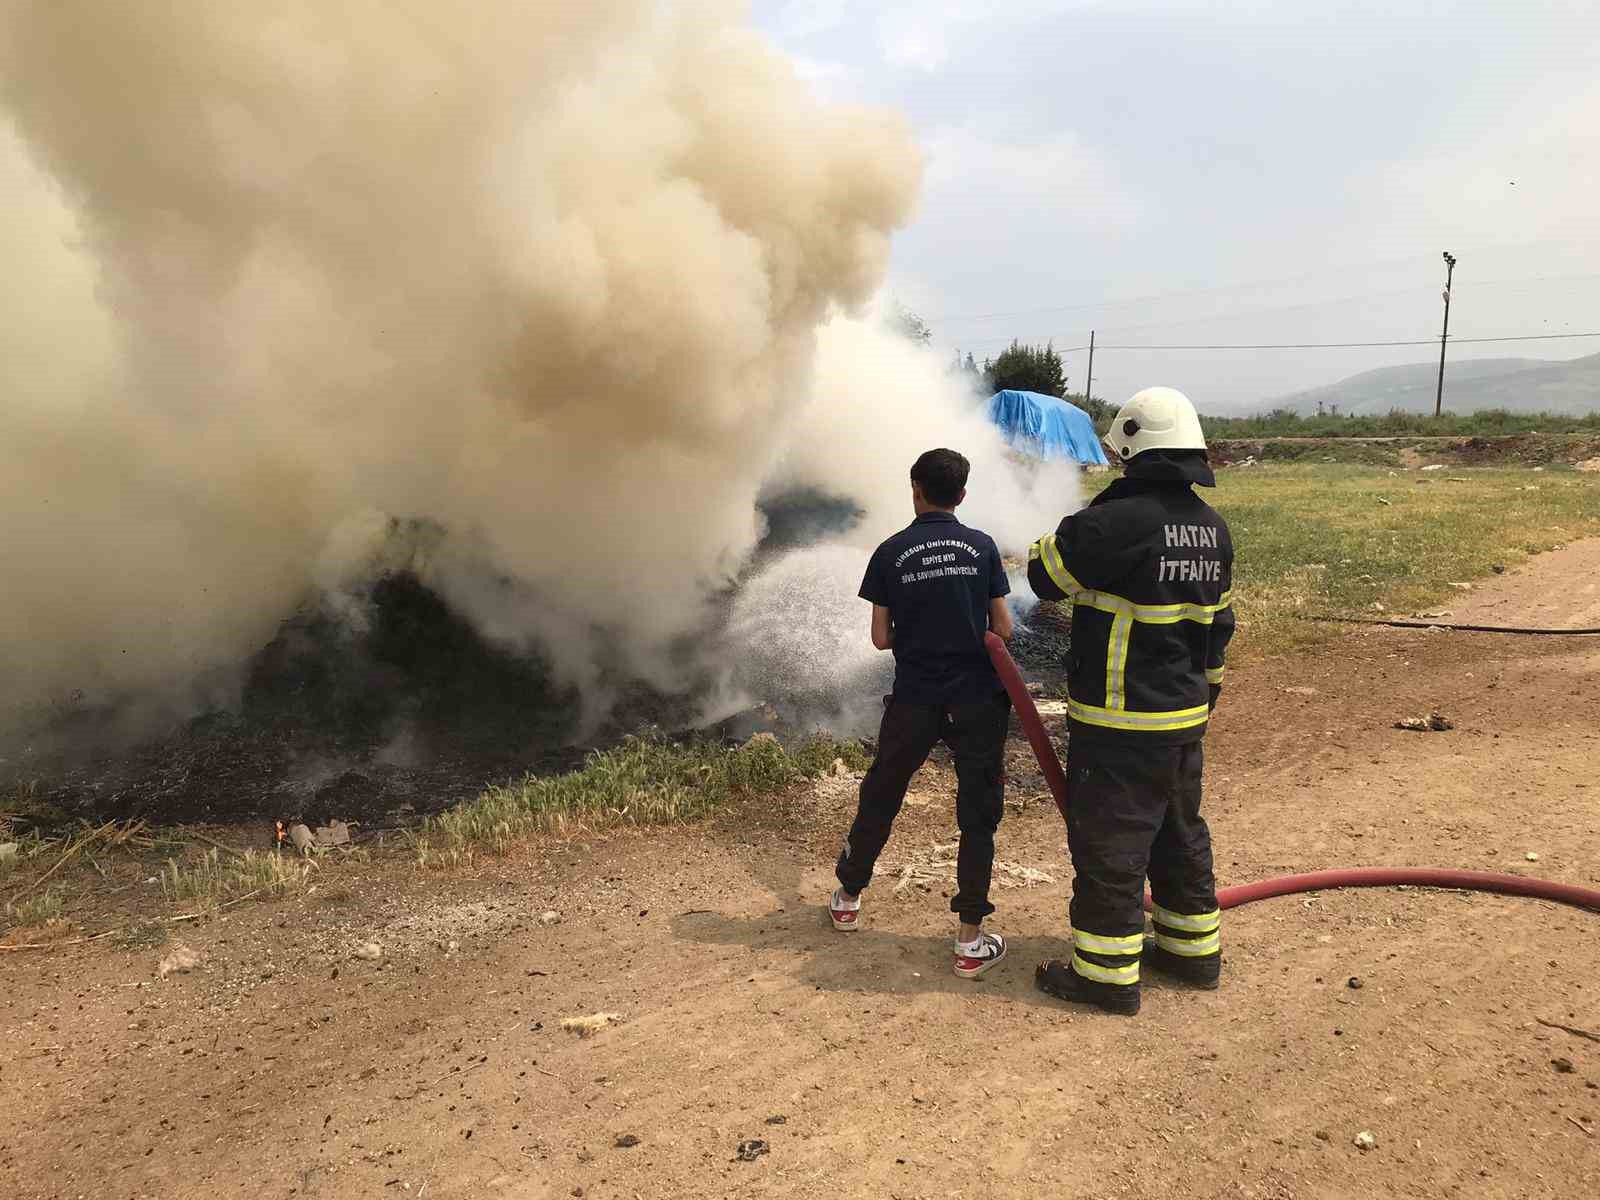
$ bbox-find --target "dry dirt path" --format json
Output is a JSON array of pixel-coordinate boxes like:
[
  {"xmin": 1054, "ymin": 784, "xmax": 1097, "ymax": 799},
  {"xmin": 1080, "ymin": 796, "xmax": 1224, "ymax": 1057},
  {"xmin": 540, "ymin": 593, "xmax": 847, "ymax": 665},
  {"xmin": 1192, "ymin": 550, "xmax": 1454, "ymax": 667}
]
[{"xmin": 4, "ymin": 550, "xmax": 1600, "ymax": 1200}]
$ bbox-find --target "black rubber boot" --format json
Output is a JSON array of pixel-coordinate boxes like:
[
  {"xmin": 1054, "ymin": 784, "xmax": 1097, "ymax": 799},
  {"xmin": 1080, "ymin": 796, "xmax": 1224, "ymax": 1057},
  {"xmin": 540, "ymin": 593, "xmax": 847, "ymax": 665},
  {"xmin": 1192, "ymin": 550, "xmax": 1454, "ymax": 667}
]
[
  {"xmin": 1142, "ymin": 941, "xmax": 1221, "ymax": 989},
  {"xmin": 1034, "ymin": 959, "xmax": 1140, "ymax": 1015}
]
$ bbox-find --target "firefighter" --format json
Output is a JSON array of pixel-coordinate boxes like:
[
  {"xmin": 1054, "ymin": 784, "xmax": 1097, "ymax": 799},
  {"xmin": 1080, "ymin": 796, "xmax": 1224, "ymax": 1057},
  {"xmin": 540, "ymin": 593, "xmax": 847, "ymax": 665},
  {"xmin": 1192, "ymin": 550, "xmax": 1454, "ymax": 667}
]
[{"xmin": 1026, "ymin": 387, "xmax": 1235, "ymax": 1016}]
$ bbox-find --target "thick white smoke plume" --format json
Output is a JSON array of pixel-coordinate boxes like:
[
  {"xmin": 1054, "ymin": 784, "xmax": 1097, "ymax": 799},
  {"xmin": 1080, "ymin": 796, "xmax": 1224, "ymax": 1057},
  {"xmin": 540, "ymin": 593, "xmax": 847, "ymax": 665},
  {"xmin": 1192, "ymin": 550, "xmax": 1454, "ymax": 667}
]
[
  {"xmin": 784, "ymin": 314, "xmax": 1079, "ymax": 551},
  {"xmin": 0, "ymin": 1, "xmax": 1076, "ymax": 741}
]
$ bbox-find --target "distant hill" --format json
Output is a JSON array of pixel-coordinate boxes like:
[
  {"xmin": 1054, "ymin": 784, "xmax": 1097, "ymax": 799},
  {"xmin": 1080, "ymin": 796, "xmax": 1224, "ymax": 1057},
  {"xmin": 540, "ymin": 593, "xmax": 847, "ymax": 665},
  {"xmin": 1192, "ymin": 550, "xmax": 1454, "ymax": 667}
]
[{"xmin": 1258, "ymin": 351, "xmax": 1600, "ymax": 417}]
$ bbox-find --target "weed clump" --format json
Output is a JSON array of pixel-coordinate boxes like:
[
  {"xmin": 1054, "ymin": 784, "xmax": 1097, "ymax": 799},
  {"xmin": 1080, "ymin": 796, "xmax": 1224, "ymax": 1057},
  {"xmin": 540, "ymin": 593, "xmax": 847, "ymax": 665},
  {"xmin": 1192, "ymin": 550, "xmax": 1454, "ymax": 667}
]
[{"xmin": 416, "ymin": 732, "xmax": 867, "ymax": 861}]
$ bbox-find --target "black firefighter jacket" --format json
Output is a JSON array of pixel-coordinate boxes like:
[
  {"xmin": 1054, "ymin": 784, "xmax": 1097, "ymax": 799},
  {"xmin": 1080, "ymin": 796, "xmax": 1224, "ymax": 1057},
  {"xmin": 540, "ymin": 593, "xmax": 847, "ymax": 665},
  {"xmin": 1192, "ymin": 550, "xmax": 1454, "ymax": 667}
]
[{"xmin": 1027, "ymin": 453, "xmax": 1235, "ymax": 746}]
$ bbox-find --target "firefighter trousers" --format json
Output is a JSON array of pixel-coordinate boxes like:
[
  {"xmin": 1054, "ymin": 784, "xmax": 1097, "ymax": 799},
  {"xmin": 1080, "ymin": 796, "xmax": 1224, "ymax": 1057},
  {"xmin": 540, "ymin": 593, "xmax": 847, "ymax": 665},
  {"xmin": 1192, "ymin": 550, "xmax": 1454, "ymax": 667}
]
[
  {"xmin": 1064, "ymin": 739, "xmax": 1219, "ymax": 987},
  {"xmin": 836, "ymin": 693, "xmax": 1011, "ymax": 923}
]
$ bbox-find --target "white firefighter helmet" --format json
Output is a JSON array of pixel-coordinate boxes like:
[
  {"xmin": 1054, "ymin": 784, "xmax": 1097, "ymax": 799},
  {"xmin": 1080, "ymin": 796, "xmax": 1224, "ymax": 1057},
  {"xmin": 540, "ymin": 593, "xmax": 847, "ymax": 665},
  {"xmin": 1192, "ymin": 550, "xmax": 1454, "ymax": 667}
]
[{"xmin": 1103, "ymin": 386, "xmax": 1206, "ymax": 462}]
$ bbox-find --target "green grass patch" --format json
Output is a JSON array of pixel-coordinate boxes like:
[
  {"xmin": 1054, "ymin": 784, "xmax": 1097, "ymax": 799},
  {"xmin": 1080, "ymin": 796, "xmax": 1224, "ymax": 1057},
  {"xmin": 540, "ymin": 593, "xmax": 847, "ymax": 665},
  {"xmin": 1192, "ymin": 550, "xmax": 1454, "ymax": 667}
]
[
  {"xmin": 420, "ymin": 732, "xmax": 868, "ymax": 863},
  {"xmin": 159, "ymin": 847, "xmax": 315, "ymax": 904},
  {"xmin": 1203, "ymin": 465, "xmax": 1600, "ymax": 652},
  {"xmin": 1202, "ymin": 408, "xmax": 1600, "ymax": 439}
]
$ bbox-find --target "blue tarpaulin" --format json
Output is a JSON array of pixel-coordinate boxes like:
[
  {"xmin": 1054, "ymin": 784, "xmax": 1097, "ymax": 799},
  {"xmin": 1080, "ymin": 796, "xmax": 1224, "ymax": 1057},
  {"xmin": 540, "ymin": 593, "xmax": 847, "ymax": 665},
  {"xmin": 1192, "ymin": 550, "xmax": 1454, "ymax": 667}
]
[{"xmin": 985, "ymin": 390, "xmax": 1109, "ymax": 466}]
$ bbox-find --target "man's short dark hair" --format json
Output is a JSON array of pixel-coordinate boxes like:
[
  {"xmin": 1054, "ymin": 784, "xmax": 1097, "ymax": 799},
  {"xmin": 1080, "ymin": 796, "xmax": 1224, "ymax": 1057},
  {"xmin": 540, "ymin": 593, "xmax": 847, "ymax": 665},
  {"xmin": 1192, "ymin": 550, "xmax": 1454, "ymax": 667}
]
[{"xmin": 910, "ymin": 448, "xmax": 970, "ymax": 508}]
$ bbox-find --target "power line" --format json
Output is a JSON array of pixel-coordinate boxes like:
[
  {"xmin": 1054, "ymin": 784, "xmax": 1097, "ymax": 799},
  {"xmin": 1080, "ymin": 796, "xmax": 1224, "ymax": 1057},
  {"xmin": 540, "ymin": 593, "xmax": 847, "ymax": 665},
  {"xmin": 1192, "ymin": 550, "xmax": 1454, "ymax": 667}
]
[
  {"xmin": 932, "ymin": 269, "xmax": 1600, "ymax": 327},
  {"xmin": 1053, "ymin": 331, "xmax": 1600, "ymax": 352},
  {"xmin": 942, "ymin": 273, "xmax": 1600, "ymax": 343}
]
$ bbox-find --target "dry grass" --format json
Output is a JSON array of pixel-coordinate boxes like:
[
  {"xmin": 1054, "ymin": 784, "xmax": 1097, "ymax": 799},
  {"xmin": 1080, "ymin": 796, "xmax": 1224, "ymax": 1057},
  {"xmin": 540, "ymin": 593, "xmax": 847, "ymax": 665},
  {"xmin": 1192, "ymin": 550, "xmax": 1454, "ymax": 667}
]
[
  {"xmin": 159, "ymin": 847, "xmax": 315, "ymax": 904},
  {"xmin": 415, "ymin": 732, "xmax": 868, "ymax": 863},
  {"xmin": 560, "ymin": 1012, "xmax": 622, "ymax": 1037},
  {"xmin": 5, "ymin": 889, "xmax": 63, "ymax": 926}
]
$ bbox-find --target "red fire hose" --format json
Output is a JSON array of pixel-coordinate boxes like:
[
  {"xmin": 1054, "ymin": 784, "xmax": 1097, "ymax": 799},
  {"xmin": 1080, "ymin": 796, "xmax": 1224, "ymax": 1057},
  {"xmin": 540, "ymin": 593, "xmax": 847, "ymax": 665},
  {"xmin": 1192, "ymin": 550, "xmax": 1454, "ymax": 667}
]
[{"xmin": 984, "ymin": 632, "xmax": 1600, "ymax": 915}]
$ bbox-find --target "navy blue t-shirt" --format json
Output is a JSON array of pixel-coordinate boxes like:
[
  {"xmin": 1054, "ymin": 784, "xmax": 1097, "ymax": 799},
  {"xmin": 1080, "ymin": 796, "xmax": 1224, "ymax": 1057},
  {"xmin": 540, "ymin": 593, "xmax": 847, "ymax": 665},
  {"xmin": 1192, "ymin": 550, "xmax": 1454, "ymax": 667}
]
[{"xmin": 859, "ymin": 511, "xmax": 1011, "ymax": 705}]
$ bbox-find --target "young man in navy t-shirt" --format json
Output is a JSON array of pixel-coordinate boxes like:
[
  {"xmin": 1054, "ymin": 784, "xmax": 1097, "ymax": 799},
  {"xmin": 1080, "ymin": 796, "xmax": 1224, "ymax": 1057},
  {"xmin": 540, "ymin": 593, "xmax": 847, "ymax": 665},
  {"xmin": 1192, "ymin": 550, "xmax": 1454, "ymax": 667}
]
[{"xmin": 830, "ymin": 448, "xmax": 1015, "ymax": 979}]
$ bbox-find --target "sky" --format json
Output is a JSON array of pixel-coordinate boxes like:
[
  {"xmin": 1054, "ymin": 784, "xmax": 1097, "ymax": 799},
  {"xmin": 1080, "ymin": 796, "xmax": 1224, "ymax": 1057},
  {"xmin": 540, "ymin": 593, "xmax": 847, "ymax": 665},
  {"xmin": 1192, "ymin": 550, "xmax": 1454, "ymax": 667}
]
[{"xmin": 749, "ymin": 0, "xmax": 1600, "ymax": 411}]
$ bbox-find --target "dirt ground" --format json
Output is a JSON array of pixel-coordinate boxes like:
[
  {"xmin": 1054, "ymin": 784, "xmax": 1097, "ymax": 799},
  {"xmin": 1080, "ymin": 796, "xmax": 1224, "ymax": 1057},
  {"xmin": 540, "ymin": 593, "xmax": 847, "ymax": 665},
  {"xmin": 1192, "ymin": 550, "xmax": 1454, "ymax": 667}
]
[{"xmin": 4, "ymin": 548, "xmax": 1600, "ymax": 1200}]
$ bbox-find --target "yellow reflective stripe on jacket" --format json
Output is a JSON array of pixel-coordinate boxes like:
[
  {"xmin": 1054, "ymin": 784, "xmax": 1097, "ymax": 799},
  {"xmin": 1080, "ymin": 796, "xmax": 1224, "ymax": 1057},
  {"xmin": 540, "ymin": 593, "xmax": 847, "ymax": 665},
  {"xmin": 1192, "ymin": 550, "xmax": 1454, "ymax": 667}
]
[
  {"xmin": 1105, "ymin": 613, "xmax": 1133, "ymax": 709},
  {"xmin": 1063, "ymin": 583, "xmax": 1229, "ymax": 723},
  {"xmin": 1071, "ymin": 953, "xmax": 1139, "ymax": 985},
  {"xmin": 1073, "ymin": 588, "xmax": 1232, "ymax": 626},
  {"xmin": 1032, "ymin": 534, "xmax": 1083, "ymax": 596},
  {"xmin": 1067, "ymin": 699, "xmax": 1211, "ymax": 733},
  {"xmin": 1154, "ymin": 931, "xmax": 1221, "ymax": 957},
  {"xmin": 1151, "ymin": 904, "xmax": 1221, "ymax": 933},
  {"xmin": 1072, "ymin": 928, "xmax": 1143, "ymax": 956}
]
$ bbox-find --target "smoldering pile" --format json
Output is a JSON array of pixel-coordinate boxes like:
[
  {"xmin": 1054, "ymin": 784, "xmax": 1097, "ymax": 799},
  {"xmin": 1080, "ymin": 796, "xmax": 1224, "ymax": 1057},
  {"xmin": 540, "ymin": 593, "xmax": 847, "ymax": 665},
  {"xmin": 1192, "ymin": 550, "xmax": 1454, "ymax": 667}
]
[{"xmin": 0, "ymin": 3, "xmax": 1085, "ymax": 818}]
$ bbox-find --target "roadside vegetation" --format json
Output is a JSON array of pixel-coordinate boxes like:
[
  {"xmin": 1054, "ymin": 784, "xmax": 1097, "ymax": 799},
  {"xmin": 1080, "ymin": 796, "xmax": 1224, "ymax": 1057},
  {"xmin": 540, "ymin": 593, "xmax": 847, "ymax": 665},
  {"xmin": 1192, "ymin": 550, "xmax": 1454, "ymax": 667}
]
[
  {"xmin": 1202, "ymin": 408, "xmax": 1600, "ymax": 439},
  {"xmin": 413, "ymin": 732, "xmax": 870, "ymax": 864},
  {"xmin": 159, "ymin": 846, "xmax": 317, "ymax": 904},
  {"xmin": 2, "ymin": 728, "xmax": 869, "ymax": 928}
]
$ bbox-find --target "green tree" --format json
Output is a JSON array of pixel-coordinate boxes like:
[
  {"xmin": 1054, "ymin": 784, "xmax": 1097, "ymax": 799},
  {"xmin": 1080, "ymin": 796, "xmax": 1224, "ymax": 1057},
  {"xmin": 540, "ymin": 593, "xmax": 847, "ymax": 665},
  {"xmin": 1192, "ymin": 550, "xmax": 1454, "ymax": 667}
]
[
  {"xmin": 983, "ymin": 340, "xmax": 1066, "ymax": 397},
  {"xmin": 1066, "ymin": 390, "xmax": 1115, "ymax": 432}
]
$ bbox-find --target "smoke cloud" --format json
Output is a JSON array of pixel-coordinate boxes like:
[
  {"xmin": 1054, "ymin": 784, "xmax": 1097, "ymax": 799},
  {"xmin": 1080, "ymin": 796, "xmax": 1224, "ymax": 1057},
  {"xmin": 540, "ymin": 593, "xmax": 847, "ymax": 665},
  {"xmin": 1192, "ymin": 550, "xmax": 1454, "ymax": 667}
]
[{"xmin": 0, "ymin": 1, "xmax": 1076, "ymax": 742}]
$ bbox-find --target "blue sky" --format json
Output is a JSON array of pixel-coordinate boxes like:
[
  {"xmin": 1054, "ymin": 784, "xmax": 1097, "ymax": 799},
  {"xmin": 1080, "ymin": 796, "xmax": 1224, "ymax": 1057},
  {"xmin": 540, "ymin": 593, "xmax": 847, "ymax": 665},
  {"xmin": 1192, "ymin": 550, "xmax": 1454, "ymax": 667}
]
[{"xmin": 750, "ymin": 0, "xmax": 1600, "ymax": 410}]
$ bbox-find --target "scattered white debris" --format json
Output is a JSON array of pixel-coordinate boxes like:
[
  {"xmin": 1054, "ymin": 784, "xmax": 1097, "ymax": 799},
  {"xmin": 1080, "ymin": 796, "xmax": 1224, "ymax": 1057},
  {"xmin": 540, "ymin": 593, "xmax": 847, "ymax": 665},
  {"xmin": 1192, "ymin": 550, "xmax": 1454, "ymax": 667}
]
[
  {"xmin": 157, "ymin": 945, "xmax": 202, "ymax": 979},
  {"xmin": 352, "ymin": 941, "xmax": 384, "ymax": 961},
  {"xmin": 1446, "ymin": 582, "xmax": 1473, "ymax": 591},
  {"xmin": 1282, "ymin": 686, "xmax": 1317, "ymax": 697},
  {"xmin": 1353, "ymin": 1131, "xmax": 1378, "ymax": 1152},
  {"xmin": 1421, "ymin": 464, "xmax": 1444, "ymax": 472},
  {"xmin": 561, "ymin": 1012, "xmax": 621, "ymax": 1037},
  {"xmin": 1525, "ymin": 851, "xmax": 1540, "ymax": 863},
  {"xmin": 888, "ymin": 845, "xmax": 1054, "ymax": 894},
  {"xmin": 538, "ymin": 910, "xmax": 562, "ymax": 927},
  {"xmin": 995, "ymin": 861, "xmax": 1057, "ymax": 886},
  {"xmin": 892, "ymin": 863, "xmax": 937, "ymax": 896},
  {"xmin": 1034, "ymin": 700, "xmax": 1070, "ymax": 716},
  {"xmin": 1395, "ymin": 713, "xmax": 1453, "ymax": 732}
]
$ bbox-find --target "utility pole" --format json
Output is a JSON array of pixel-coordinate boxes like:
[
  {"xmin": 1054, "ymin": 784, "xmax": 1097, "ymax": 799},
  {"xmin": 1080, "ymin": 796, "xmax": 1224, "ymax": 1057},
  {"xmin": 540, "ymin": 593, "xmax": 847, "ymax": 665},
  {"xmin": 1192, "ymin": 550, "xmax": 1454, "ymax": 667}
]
[
  {"xmin": 1084, "ymin": 329, "xmax": 1095, "ymax": 409},
  {"xmin": 1434, "ymin": 251, "xmax": 1456, "ymax": 417}
]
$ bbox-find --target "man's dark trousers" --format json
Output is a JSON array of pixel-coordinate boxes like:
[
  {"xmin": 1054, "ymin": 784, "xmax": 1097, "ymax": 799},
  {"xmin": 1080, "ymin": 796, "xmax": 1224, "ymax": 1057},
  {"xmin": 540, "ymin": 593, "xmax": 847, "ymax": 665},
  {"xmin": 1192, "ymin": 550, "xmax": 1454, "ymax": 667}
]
[{"xmin": 836, "ymin": 694, "xmax": 1011, "ymax": 922}]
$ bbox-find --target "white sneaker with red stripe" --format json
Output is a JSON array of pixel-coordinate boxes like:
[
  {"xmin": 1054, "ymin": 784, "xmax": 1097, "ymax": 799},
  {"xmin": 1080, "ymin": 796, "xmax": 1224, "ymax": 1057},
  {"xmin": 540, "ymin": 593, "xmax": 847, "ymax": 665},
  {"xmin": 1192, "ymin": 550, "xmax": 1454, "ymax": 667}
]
[
  {"xmin": 829, "ymin": 887, "xmax": 861, "ymax": 932},
  {"xmin": 953, "ymin": 931, "xmax": 1007, "ymax": 978}
]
